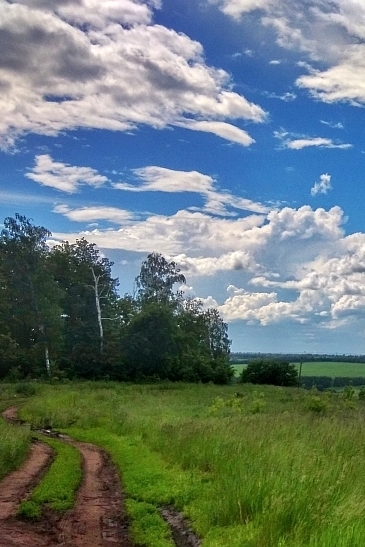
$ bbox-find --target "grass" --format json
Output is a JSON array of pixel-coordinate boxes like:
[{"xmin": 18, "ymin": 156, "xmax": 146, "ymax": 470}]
[
  {"xmin": 15, "ymin": 381, "xmax": 365, "ymax": 547},
  {"xmin": 0, "ymin": 383, "xmax": 32, "ymax": 482},
  {"xmin": 232, "ymin": 361, "xmax": 365, "ymax": 378},
  {"xmin": 18, "ymin": 432, "xmax": 82, "ymax": 518}
]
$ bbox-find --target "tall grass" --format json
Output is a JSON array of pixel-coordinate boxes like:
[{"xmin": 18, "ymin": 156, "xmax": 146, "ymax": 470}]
[
  {"xmin": 0, "ymin": 383, "xmax": 32, "ymax": 481},
  {"xmin": 0, "ymin": 420, "xmax": 30, "ymax": 481},
  {"xmin": 18, "ymin": 382, "xmax": 365, "ymax": 547}
]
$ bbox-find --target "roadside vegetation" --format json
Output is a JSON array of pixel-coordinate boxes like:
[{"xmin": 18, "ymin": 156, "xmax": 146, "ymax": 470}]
[
  {"xmin": 0, "ymin": 383, "xmax": 32, "ymax": 482},
  {"xmin": 8, "ymin": 381, "xmax": 365, "ymax": 547}
]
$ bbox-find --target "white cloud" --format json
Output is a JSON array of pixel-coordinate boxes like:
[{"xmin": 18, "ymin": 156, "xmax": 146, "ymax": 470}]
[
  {"xmin": 320, "ymin": 120, "xmax": 344, "ymax": 130},
  {"xmin": 311, "ymin": 173, "xmax": 332, "ymax": 196},
  {"xmin": 296, "ymin": 48, "xmax": 365, "ymax": 104},
  {"xmin": 265, "ymin": 91, "xmax": 296, "ymax": 101},
  {"xmin": 0, "ymin": 0, "xmax": 266, "ymax": 149},
  {"xmin": 209, "ymin": 0, "xmax": 274, "ymax": 20},
  {"xmin": 53, "ymin": 205, "xmax": 134, "ymax": 223},
  {"xmin": 114, "ymin": 166, "xmax": 214, "ymax": 194},
  {"xmin": 114, "ymin": 165, "xmax": 270, "ymax": 216},
  {"xmin": 274, "ymin": 131, "xmax": 352, "ymax": 150},
  {"xmin": 288, "ymin": 138, "xmax": 351, "ymax": 150},
  {"xmin": 25, "ymin": 154, "xmax": 107, "ymax": 193},
  {"xmin": 176, "ymin": 120, "xmax": 255, "ymax": 146},
  {"xmin": 52, "ymin": 201, "xmax": 365, "ymax": 328},
  {"xmin": 211, "ymin": 0, "xmax": 365, "ymax": 106}
]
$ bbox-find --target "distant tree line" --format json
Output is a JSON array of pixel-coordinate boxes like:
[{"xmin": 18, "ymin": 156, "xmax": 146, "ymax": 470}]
[
  {"xmin": 231, "ymin": 352, "xmax": 365, "ymax": 363},
  {"xmin": 0, "ymin": 214, "xmax": 232, "ymax": 383}
]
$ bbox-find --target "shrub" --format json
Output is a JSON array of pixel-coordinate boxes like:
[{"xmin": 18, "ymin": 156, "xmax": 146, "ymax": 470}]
[{"xmin": 239, "ymin": 359, "xmax": 298, "ymax": 387}]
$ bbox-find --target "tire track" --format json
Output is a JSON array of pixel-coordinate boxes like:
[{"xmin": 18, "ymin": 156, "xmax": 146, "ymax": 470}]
[{"xmin": 0, "ymin": 408, "xmax": 134, "ymax": 547}]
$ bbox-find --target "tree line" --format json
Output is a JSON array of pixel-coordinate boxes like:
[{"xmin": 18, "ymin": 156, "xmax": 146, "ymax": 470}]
[{"xmin": 0, "ymin": 214, "xmax": 232, "ymax": 383}]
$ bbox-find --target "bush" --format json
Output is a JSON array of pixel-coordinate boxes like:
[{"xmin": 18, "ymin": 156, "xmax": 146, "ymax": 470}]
[{"xmin": 239, "ymin": 358, "xmax": 298, "ymax": 387}]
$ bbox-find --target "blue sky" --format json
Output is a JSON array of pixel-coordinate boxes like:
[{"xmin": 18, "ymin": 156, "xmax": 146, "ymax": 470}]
[{"xmin": 2, "ymin": 0, "xmax": 365, "ymax": 354}]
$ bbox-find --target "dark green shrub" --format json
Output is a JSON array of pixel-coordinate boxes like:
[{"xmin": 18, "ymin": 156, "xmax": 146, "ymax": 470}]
[{"xmin": 239, "ymin": 358, "xmax": 298, "ymax": 387}]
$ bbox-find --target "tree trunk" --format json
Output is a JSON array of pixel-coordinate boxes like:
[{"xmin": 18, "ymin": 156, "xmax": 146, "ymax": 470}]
[{"xmin": 91, "ymin": 267, "xmax": 104, "ymax": 353}]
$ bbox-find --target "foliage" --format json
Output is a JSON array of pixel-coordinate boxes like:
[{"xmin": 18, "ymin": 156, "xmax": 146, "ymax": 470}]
[
  {"xmin": 0, "ymin": 216, "xmax": 231, "ymax": 384},
  {"xmin": 0, "ymin": 214, "xmax": 63, "ymax": 376},
  {"xmin": 240, "ymin": 358, "xmax": 298, "ymax": 386},
  {"xmin": 135, "ymin": 252, "xmax": 185, "ymax": 306}
]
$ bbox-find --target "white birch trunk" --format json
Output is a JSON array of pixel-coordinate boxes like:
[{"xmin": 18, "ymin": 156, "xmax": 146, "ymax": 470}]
[{"xmin": 91, "ymin": 267, "xmax": 104, "ymax": 353}]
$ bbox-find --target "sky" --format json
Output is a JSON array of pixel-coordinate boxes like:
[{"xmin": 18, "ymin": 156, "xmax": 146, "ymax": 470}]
[{"xmin": 1, "ymin": 0, "xmax": 365, "ymax": 354}]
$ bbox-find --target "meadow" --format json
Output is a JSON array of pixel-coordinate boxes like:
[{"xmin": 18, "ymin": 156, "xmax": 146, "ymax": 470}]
[
  {"xmin": 233, "ymin": 361, "xmax": 365, "ymax": 378},
  {"xmin": 2, "ymin": 381, "xmax": 365, "ymax": 546}
]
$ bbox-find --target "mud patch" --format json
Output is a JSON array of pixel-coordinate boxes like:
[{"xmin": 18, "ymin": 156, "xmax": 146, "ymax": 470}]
[
  {"xmin": 0, "ymin": 441, "xmax": 53, "ymax": 520},
  {"xmin": 160, "ymin": 507, "xmax": 201, "ymax": 547},
  {"xmin": 57, "ymin": 442, "xmax": 133, "ymax": 547}
]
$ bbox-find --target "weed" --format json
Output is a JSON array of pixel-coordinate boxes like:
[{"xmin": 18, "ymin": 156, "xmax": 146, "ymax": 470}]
[{"xmin": 17, "ymin": 500, "xmax": 42, "ymax": 520}]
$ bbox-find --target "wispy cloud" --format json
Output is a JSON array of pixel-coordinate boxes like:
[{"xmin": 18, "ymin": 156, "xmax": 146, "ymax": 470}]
[
  {"xmin": 113, "ymin": 165, "xmax": 270, "ymax": 216},
  {"xmin": 274, "ymin": 130, "xmax": 352, "ymax": 150},
  {"xmin": 320, "ymin": 120, "xmax": 344, "ymax": 130},
  {"xmin": 311, "ymin": 173, "xmax": 332, "ymax": 196},
  {"xmin": 53, "ymin": 205, "xmax": 134, "ymax": 224},
  {"xmin": 26, "ymin": 155, "xmax": 108, "ymax": 193}
]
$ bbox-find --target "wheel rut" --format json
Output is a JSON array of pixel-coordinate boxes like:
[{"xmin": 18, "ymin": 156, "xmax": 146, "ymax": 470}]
[
  {"xmin": 1, "ymin": 406, "xmax": 200, "ymax": 547},
  {"xmin": 0, "ymin": 408, "xmax": 134, "ymax": 547}
]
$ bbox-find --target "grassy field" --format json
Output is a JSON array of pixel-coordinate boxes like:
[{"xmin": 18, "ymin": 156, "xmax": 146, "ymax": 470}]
[
  {"xmin": 233, "ymin": 361, "xmax": 365, "ymax": 378},
  {"xmin": 0, "ymin": 381, "xmax": 362, "ymax": 546}
]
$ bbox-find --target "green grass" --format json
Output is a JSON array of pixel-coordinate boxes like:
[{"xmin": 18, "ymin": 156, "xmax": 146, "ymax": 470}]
[
  {"xmin": 233, "ymin": 361, "xmax": 365, "ymax": 378},
  {"xmin": 0, "ymin": 383, "xmax": 32, "ymax": 482},
  {"xmin": 18, "ymin": 433, "xmax": 82, "ymax": 517},
  {"xmin": 17, "ymin": 382, "xmax": 365, "ymax": 546},
  {"xmin": 297, "ymin": 361, "xmax": 365, "ymax": 377}
]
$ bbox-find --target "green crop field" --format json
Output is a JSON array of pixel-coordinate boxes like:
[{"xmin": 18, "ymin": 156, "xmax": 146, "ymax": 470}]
[
  {"xmin": 232, "ymin": 361, "xmax": 365, "ymax": 378},
  {"xmin": 2, "ymin": 381, "xmax": 365, "ymax": 546}
]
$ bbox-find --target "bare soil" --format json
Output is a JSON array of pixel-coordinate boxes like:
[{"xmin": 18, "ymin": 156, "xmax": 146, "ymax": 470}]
[{"xmin": 0, "ymin": 408, "xmax": 135, "ymax": 547}]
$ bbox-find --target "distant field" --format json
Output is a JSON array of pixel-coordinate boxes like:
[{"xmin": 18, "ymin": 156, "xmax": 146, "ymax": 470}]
[{"xmin": 232, "ymin": 361, "xmax": 365, "ymax": 378}]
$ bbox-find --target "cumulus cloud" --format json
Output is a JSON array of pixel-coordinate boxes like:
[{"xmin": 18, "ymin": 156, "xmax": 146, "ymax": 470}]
[
  {"xmin": 311, "ymin": 173, "xmax": 332, "ymax": 196},
  {"xmin": 26, "ymin": 154, "xmax": 107, "ymax": 192},
  {"xmin": 0, "ymin": 0, "xmax": 266, "ymax": 149},
  {"xmin": 211, "ymin": 0, "xmax": 365, "ymax": 105},
  {"xmin": 51, "ymin": 201, "xmax": 365, "ymax": 326}
]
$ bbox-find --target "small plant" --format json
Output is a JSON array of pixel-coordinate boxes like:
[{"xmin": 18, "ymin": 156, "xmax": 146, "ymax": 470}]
[
  {"xmin": 14, "ymin": 382, "xmax": 37, "ymax": 397},
  {"xmin": 249, "ymin": 392, "xmax": 266, "ymax": 414},
  {"xmin": 342, "ymin": 385, "xmax": 356, "ymax": 401},
  {"xmin": 305, "ymin": 395, "xmax": 328, "ymax": 413},
  {"xmin": 18, "ymin": 500, "xmax": 42, "ymax": 520},
  {"xmin": 358, "ymin": 386, "xmax": 365, "ymax": 401}
]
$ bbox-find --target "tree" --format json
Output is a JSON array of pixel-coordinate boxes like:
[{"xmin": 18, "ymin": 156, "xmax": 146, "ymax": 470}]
[
  {"xmin": 0, "ymin": 214, "xmax": 63, "ymax": 375},
  {"xmin": 178, "ymin": 300, "xmax": 233, "ymax": 384},
  {"xmin": 125, "ymin": 252, "xmax": 232, "ymax": 384},
  {"xmin": 239, "ymin": 358, "xmax": 298, "ymax": 386},
  {"xmin": 135, "ymin": 252, "xmax": 185, "ymax": 306},
  {"xmin": 122, "ymin": 302, "xmax": 180, "ymax": 380},
  {"xmin": 49, "ymin": 238, "xmax": 119, "ymax": 373}
]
